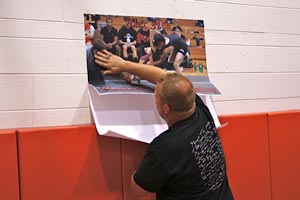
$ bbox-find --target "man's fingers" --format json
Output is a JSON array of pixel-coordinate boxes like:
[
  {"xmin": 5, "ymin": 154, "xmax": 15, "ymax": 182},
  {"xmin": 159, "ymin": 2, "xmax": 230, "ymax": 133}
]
[
  {"xmin": 96, "ymin": 49, "xmax": 111, "ymax": 58},
  {"xmin": 94, "ymin": 59, "xmax": 105, "ymax": 66},
  {"xmin": 103, "ymin": 70, "xmax": 113, "ymax": 75},
  {"xmin": 94, "ymin": 50, "xmax": 117, "ymax": 74},
  {"xmin": 101, "ymin": 49, "xmax": 109, "ymax": 54},
  {"xmin": 94, "ymin": 54, "xmax": 109, "ymax": 66},
  {"xmin": 95, "ymin": 51, "xmax": 107, "ymax": 60}
]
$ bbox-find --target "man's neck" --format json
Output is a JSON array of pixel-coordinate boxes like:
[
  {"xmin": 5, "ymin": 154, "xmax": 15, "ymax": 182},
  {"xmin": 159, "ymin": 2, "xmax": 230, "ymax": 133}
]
[{"xmin": 167, "ymin": 103, "xmax": 196, "ymax": 127}]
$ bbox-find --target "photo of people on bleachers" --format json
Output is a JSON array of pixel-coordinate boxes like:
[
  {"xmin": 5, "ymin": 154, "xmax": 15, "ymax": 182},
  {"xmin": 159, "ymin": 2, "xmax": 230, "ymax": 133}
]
[{"xmin": 84, "ymin": 14, "xmax": 220, "ymax": 95}]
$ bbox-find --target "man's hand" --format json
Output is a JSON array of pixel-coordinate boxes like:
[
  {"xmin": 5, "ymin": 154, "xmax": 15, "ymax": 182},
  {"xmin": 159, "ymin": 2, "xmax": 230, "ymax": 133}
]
[
  {"xmin": 95, "ymin": 49, "xmax": 167, "ymax": 84},
  {"xmin": 94, "ymin": 50, "xmax": 126, "ymax": 74}
]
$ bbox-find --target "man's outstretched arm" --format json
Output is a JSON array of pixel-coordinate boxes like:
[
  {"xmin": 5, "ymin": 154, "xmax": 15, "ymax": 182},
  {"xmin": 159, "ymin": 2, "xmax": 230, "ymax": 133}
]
[{"xmin": 95, "ymin": 50, "xmax": 167, "ymax": 84}]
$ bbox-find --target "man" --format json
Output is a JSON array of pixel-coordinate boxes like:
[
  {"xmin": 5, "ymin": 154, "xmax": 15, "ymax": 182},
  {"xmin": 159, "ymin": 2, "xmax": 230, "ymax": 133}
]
[
  {"xmin": 118, "ymin": 16, "xmax": 138, "ymax": 62},
  {"xmin": 136, "ymin": 19, "xmax": 150, "ymax": 58},
  {"xmin": 152, "ymin": 33, "xmax": 189, "ymax": 74},
  {"xmin": 93, "ymin": 17, "xmax": 103, "ymax": 42},
  {"xmin": 118, "ymin": 16, "xmax": 140, "ymax": 84},
  {"xmin": 172, "ymin": 25, "xmax": 186, "ymax": 41},
  {"xmin": 86, "ymin": 39, "xmax": 106, "ymax": 86},
  {"xmin": 100, "ymin": 17, "xmax": 121, "ymax": 56},
  {"xmin": 94, "ymin": 50, "xmax": 234, "ymax": 200}
]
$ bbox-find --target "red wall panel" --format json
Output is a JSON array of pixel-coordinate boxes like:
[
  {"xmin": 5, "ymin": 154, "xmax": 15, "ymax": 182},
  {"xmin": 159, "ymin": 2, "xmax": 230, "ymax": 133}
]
[
  {"xmin": 17, "ymin": 125, "xmax": 122, "ymax": 200},
  {"xmin": 268, "ymin": 110, "xmax": 300, "ymax": 200},
  {"xmin": 0, "ymin": 130, "xmax": 19, "ymax": 200},
  {"xmin": 218, "ymin": 113, "xmax": 271, "ymax": 200},
  {"xmin": 5, "ymin": 110, "xmax": 299, "ymax": 200}
]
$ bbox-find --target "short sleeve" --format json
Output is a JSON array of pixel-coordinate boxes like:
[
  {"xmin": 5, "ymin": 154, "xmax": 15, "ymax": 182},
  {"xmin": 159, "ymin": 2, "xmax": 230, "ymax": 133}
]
[
  {"xmin": 195, "ymin": 94, "xmax": 205, "ymax": 107},
  {"xmin": 133, "ymin": 149, "xmax": 169, "ymax": 192},
  {"xmin": 195, "ymin": 94, "xmax": 215, "ymax": 124}
]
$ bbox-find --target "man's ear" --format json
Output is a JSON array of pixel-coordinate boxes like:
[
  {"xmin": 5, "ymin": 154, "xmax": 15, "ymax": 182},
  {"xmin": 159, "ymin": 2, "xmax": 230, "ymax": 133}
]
[{"xmin": 163, "ymin": 103, "xmax": 171, "ymax": 115}]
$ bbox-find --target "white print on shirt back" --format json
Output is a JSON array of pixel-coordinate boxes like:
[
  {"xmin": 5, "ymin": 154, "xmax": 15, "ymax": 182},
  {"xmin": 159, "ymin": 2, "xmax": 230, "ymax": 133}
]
[{"xmin": 190, "ymin": 122, "xmax": 225, "ymax": 191}]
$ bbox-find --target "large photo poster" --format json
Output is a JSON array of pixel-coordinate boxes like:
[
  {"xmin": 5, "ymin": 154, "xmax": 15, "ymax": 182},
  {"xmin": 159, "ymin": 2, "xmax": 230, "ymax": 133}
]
[
  {"xmin": 85, "ymin": 14, "xmax": 220, "ymax": 95},
  {"xmin": 85, "ymin": 14, "xmax": 222, "ymax": 143}
]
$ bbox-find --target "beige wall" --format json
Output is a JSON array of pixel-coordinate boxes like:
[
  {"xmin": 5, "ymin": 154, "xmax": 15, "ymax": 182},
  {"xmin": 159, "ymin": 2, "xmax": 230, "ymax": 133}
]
[{"xmin": 0, "ymin": 0, "xmax": 300, "ymax": 129}]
